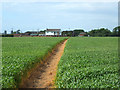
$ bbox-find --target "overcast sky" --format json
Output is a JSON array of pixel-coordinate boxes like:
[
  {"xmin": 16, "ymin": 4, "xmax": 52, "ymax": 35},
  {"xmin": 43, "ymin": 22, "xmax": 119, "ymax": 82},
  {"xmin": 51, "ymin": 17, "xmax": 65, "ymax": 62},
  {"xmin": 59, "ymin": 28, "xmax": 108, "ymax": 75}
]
[{"xmin": 2, "ymin": 1, "xmax": 118, "ymax": 33}]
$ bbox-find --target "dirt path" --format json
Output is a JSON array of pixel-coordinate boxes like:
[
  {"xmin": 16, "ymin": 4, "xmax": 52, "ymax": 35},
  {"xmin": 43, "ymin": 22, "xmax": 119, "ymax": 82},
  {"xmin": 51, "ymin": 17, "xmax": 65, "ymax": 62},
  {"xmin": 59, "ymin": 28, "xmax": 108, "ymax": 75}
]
[{"xmin": 22, "ymin": 39, "xmax": 68, "ymax": 88}]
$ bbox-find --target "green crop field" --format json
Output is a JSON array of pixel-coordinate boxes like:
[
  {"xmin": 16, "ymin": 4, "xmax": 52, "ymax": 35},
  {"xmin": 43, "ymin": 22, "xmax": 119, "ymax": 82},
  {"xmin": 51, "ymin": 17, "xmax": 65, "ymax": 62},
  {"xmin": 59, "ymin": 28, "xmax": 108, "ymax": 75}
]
[
  {"xmin": 56, "ymin": 37, "xmax": 119, "ymax": 88},
  {"xmin": 1, "ymin": 37, "xmax": 67, "ymax": 88}
]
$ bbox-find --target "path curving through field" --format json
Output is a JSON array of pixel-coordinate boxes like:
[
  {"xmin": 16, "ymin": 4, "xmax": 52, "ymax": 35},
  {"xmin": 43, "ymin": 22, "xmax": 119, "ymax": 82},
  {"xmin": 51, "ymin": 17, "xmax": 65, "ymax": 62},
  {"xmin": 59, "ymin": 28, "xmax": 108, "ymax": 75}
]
[{"xmin": 21, "ymin": 39, "xmax": 68, "ymax": 88}]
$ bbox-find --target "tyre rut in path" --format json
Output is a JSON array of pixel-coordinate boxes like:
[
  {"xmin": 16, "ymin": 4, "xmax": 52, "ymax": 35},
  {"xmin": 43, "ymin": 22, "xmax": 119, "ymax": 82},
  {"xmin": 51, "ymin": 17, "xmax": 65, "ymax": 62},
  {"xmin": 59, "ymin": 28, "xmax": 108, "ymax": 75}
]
[{"xmin": 22, "ymin": 39, "xmax": 68, "ymax": 88}]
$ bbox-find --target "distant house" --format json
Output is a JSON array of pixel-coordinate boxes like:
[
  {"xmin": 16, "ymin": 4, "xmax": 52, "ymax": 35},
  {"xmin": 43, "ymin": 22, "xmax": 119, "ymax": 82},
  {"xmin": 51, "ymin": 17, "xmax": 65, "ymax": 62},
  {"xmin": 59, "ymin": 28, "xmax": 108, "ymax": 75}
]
[
  {"xmin": 25, "ymin": 31, "xmax": 45, "ymax": 36},
  {"xmin": 30, "ymin": 34, "xmax": 38, "ymax": 36},
  {"xmin": 25, "ymin": 31, "xmax": 39, "ymax": 35},
  {"xmin": 45, "ymin": 29, "xmax": 61, "ymax": 36},
  {"xmin": 78, "ymin": 32, "xmax": 86, "ymax": 37},
  {"xmin": 39, "ymin": 31, "xmax": 45, "ymax": 36},
  {"xmin": 14, "ymin": 34, "xmax": 21, "ymax": 37}
]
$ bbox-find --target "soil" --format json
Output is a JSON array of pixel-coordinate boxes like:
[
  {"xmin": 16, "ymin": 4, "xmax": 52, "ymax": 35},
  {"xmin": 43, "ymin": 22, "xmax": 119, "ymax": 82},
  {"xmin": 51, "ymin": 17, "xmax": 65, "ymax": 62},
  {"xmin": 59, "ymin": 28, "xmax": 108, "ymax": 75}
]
[{"xmin": 21, "ymin": 39, "xmax": 68, "ymax": 88}]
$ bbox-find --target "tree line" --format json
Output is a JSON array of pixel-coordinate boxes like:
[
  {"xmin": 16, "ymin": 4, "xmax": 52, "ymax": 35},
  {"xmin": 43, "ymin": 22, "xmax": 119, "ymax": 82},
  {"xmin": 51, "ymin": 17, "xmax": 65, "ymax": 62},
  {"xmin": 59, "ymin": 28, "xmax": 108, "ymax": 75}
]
[
  {"xmin": 2, "ymin": 26, "xmax": 120, "ymax": 37},
  {"xmin": 62, "ymin": 26, "xmax": 120, "ymax": 37}
]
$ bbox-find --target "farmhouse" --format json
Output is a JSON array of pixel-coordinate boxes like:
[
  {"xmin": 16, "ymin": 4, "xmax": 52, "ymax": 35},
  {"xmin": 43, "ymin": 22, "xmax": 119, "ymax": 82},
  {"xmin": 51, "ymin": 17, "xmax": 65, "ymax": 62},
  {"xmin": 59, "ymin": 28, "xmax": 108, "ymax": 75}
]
[
  {"xmin": 45, "ymin": 29, "xmax": 61, "ymax": 36},
  {"xmin": 78, "ymin": 32, "xmax": 86, "ymax": 37}
]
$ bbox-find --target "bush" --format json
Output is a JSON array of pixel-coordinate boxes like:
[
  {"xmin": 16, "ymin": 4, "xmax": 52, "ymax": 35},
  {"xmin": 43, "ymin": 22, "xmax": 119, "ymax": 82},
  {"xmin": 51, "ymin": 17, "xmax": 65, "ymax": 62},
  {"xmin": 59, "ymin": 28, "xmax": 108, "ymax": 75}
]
[{"xmin": 2, "ymin": 34, "xmax": 14, "ymax": 37}]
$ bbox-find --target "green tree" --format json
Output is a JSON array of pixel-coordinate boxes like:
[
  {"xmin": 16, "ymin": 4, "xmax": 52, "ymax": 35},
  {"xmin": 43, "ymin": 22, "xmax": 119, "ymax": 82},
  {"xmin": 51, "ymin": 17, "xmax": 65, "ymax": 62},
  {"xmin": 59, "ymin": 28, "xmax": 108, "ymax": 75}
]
[
  {"xmin": 13, "ymin": 30, "xmax": 21, "ymax": 34},
  {"xmin": 112, "ymin": 26, "xmax": 120, "ymax": 36},
  {"xmin": 88, "ymin": 28, "xmax": 111, "ymax": 37},
  {"xmin": 62, "ymin": 31, "xmax": 73, "ymax": 36},
  {"xmin": 17, "ymin": 30, "xmax": 21, "ymax": 34},
  {"xmin": 73, "ymin": 29, "xmax": 84, "ymax": 36}
]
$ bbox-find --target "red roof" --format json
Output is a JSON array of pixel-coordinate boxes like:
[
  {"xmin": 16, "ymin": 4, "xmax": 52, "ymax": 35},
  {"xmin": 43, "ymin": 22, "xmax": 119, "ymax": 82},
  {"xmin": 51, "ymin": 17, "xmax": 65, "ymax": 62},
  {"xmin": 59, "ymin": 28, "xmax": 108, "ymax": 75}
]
[{"xmin": 79, "ymin": 32, "xmax": 86, "ymax": 35}]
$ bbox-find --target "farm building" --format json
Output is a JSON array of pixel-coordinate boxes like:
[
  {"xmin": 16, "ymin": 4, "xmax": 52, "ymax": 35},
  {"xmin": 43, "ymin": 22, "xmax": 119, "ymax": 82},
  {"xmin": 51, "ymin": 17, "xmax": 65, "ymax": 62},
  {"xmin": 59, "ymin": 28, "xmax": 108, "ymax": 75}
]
[
  {"xmin": 25, "ymin": 31, "xmax": 45, "ymax": 36},
  {"xmin": 78, "ymin": 32, "xmax": 86, "ymax": 37},
  {"xmin": 13, "ymin": 34, "xmax": 21, "ymax": 37},
  {"xmin": 45, "ymin": 29, "xmax": 61, "ymax": 36},
  {"xmin": 39, "ymin": 31, "xmax": 45, "ymax": 36},
  {"xmin": 25, "ymin": 31, "xmax": 39, "ymax": 35}
]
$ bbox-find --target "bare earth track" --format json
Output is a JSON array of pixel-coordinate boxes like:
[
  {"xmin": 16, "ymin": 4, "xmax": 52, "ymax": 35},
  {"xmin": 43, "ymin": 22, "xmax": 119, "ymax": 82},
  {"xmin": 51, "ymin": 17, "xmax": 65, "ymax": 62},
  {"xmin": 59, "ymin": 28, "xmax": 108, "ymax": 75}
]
[{"xmin": 22, "ymin": 39, "xmax": 67, "ymax": 88}]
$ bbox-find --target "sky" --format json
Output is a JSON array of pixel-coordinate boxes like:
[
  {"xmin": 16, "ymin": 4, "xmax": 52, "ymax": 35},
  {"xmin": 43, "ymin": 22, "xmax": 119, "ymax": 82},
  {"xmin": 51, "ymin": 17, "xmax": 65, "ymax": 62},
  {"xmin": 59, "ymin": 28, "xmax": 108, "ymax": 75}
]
[{"xmin": 1, "ymin": 1, "xmax": 118, "ymax": 33}]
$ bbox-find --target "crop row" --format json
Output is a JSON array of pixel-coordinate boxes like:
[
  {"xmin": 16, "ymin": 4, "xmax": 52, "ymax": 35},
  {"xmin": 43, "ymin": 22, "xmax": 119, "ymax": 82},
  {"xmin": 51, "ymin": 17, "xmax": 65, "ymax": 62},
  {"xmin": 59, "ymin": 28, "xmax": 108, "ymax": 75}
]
[
  {"xmin": 1, "ymin": 37, "xmax": 67, "ymax": 88},
  {"xmin": 55, "ymin": 37, "xmax": 119, "ymax": 88}
]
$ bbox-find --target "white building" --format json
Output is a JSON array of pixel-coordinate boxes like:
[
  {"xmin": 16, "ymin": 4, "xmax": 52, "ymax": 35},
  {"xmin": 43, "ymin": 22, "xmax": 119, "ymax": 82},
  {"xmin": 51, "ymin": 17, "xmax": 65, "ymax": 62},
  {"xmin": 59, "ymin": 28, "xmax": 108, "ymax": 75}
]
[{"xmin": 45, "ymin": 29, "xmax": 61, "ymax": 36}]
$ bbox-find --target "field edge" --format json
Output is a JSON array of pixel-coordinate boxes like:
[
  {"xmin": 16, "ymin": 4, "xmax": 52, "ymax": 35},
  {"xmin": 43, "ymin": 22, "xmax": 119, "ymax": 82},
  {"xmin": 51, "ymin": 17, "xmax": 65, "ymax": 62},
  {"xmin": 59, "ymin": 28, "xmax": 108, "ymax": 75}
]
[{"xmin": 19, "ymin": 38, "xmax": 68, "ymax": 88}]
